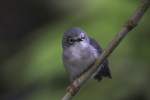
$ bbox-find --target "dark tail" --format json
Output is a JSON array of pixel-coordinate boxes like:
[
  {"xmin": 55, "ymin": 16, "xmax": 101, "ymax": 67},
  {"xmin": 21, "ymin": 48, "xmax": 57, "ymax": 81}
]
[{"xmin": 94, "ymin": 59, "xmax": 111, "ymax": 81}]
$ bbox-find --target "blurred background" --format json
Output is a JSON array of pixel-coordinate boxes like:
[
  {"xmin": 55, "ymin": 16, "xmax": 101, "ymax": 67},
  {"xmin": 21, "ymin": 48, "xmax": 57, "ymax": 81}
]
[{"xmin": 0, "ymin": 0, "xmax": 150, "ymax": 100}]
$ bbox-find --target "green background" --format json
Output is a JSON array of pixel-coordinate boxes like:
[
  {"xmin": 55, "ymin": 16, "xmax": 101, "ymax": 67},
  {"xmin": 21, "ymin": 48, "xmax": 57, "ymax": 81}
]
[{"xmin": 1, "ymin": 0, "xmax": 150, "ymax": 100}]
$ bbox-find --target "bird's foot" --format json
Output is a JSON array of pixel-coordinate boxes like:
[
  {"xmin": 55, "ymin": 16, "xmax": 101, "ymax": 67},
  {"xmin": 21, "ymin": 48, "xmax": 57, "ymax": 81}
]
[{"xmin": 66, "ymin": 83, "xmax": 80, "ymax": 96}]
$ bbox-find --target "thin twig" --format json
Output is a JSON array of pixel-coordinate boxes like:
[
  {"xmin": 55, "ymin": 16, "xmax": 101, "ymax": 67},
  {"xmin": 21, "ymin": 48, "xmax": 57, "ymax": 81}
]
[{"xmin": 61, "ymin": 0, "xmax": 150, "ymax": 100}]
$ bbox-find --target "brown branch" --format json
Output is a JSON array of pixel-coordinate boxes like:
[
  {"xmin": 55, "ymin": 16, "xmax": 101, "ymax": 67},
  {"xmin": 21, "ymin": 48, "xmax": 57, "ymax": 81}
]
[{"xmin": 61, "ymin": 0, "xmax": 150, "ymax": 100}]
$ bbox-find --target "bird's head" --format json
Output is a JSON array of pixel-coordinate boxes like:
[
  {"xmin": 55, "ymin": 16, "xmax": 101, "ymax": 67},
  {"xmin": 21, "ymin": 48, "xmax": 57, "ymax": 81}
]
[{"xmin": 62, "ymin": 27, "xmax": 89, "ymax": 48}]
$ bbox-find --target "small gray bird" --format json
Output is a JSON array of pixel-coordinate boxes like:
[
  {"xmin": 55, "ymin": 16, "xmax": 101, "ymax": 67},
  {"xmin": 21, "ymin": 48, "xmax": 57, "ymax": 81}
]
[{"xmin": 62, "ymin": 27, "xmax": 111, "ymax": 82}]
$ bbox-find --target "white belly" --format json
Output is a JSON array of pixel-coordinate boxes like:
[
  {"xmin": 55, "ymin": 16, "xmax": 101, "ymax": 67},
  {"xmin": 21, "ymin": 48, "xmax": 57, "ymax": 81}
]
[{"xmin": 63, "ymin": 42, "xmax": 98, "ymax": 81}]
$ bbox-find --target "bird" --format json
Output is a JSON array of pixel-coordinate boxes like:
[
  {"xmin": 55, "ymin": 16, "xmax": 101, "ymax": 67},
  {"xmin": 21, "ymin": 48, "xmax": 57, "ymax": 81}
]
[{"xmin": 62, "ymin": 27, "xmax": 111, "ymax": 82}]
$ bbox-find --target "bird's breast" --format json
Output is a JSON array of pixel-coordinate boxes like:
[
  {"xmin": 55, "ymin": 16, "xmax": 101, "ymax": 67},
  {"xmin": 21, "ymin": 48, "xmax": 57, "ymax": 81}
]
[
  {"xmin": 63, "ymin": 42, "xmax": 98, "ymax": 69},
  {"xmin": 63, "ymin": 42, "xmax": 99, "ymax": 80}
]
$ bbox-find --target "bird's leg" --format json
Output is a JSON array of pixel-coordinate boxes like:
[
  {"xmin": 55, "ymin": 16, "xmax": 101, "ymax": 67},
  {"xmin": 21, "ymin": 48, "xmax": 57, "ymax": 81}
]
[{"xmin": 66, "ymin": 80, "xmax": 80, "ymax": 96}]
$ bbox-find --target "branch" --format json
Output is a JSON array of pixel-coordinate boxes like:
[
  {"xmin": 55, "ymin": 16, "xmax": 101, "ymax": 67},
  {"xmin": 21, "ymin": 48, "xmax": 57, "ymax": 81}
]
[{"xmin": 61, "ymin": 0, "xmax": 150, "ymax": 100}]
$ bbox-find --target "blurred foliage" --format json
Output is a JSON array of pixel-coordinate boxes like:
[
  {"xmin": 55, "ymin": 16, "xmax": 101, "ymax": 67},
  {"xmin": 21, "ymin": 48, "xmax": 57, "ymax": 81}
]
[{"xmin": 0, "ymin": 0, "xmax": 150, "ymax": 100}]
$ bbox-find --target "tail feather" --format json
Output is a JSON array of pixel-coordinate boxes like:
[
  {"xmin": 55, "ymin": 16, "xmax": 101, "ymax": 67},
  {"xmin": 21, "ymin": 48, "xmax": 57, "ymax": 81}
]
[
  {"xmin": 89, "ymin": 37, "xmax": 111, "ymax": 81},
  {"xmin": 94, "ymin": 60, "xmax": 111, "ymax": 81}
]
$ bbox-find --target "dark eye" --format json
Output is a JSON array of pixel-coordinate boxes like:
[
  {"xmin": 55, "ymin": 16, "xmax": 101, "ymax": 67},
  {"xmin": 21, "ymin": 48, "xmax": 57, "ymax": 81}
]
[{"xmin": 67, "ymin": 38, "xmax": 74, "ymax": 44}]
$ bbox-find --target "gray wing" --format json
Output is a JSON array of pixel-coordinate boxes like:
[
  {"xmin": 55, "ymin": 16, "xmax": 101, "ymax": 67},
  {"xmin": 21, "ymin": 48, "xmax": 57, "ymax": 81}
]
[{"xmin": 89, "ymin": 37, "xmax": 112, "ymax": 81}]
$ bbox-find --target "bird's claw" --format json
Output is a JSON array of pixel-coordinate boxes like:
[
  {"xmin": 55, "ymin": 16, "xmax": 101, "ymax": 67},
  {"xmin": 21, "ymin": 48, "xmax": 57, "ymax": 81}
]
[{"xmin": 67, "ymin": 84, "xmax": 80, "ymax": 96}]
